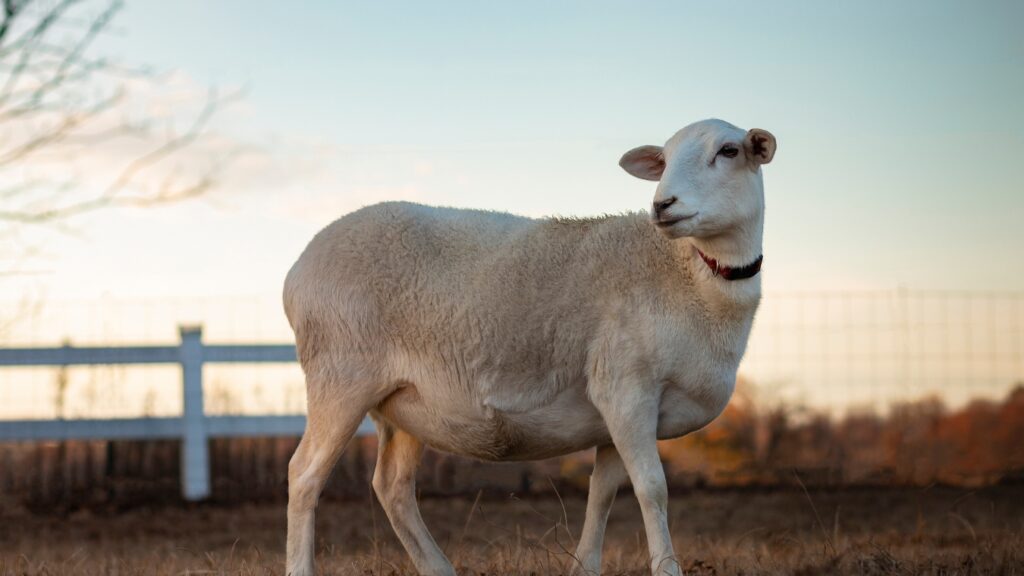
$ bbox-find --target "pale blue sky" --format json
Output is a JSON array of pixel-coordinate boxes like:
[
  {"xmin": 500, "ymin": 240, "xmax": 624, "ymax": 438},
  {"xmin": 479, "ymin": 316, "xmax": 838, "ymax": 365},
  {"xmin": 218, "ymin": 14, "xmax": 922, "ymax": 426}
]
[{"xmin": 7, "ymin": 0, "xmax": 1024, "ymax": 309}]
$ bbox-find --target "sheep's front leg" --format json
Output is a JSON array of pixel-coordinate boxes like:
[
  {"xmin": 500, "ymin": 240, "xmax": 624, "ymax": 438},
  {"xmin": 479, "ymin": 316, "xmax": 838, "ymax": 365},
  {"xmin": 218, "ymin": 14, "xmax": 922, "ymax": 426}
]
[
  {"xmin": 571, "ymin": 444, "xmax": 628, "ymax": 575},
  {"xmin": 597, "ymin": 395, "xmax": 680, "ymax": 576}
]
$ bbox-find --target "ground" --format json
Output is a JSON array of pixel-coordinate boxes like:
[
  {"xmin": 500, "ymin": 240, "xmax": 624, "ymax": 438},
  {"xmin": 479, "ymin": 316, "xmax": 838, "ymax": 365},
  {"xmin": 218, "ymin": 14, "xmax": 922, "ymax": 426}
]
[{"xmin": 2, "ymin": 486, "xmax": 1022, "ymax": 575}]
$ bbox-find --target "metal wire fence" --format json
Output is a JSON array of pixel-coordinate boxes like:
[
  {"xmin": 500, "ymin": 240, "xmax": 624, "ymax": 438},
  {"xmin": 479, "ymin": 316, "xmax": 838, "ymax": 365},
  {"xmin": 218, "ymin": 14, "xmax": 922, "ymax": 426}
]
[{"xmin": 742, "ymin": 290, "xmax": 1024, "ymax": 413}]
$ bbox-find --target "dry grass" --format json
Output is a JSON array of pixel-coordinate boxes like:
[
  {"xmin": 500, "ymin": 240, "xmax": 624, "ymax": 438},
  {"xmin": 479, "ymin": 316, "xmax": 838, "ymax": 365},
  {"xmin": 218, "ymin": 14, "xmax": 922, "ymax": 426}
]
[{"xmin": 2, "ymin": 486, "xmax": 1022, "ymax": 575}]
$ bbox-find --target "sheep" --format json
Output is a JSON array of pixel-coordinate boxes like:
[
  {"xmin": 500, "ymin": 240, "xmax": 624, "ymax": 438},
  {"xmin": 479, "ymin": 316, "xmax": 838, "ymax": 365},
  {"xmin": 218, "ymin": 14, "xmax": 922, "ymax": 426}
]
[{"xmin": 283, "ymin": 118, "xmax": 776, "ymax": 576}]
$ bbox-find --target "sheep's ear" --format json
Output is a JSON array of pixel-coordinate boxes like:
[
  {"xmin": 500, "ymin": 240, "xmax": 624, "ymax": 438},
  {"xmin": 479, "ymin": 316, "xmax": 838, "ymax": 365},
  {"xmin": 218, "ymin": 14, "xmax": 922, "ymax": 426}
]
[
  {"xmin": 744, "ymin": 129, "xmax": 776, "ymax": 165},
  {"xmin": 619, "ymin": 145, "xmax": 665, "ymax": 181}
]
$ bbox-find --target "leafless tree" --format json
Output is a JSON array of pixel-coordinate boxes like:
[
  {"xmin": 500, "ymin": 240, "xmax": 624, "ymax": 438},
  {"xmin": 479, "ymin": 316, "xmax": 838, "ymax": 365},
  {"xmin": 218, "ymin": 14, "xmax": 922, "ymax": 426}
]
[{"xmin": 0, "ymin": 0, "xmax": 238, "ymax": 233}]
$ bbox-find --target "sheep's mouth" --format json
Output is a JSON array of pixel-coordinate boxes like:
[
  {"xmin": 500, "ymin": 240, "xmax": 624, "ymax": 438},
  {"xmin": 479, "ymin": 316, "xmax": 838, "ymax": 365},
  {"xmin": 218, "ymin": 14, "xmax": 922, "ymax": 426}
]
[{"xmin": 654, "ymin": 213, "xmax": 698, "ymax": 228}]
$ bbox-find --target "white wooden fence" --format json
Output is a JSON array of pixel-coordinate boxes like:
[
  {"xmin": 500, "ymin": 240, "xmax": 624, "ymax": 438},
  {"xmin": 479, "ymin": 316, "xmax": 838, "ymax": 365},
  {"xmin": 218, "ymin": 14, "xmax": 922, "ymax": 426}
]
[{"xmin": 0, "ymin": 325, "xmax": 374, "ymax": 501}]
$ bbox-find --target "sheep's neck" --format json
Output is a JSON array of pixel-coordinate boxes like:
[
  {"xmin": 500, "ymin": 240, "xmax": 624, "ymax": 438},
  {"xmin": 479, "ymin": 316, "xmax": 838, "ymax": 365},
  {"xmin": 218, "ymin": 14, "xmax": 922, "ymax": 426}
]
[
  {"xmin": 680, "ymin": 215, "xmax": 764, "ymax": 309},
  {"xmin": 687, "ymin": 214, "xmax": 763, "ymax": 270}
]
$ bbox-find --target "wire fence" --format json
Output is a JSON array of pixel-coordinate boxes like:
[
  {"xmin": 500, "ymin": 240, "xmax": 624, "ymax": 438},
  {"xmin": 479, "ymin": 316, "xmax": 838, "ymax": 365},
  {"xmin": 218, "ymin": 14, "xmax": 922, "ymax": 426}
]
[
  {"xmin": 742, "ymin": 290, "xmax": 1024, "ymax": 413},
  {"xmin": 1, "ymin": 289, "xmax": 1022, "ymax": 419}
]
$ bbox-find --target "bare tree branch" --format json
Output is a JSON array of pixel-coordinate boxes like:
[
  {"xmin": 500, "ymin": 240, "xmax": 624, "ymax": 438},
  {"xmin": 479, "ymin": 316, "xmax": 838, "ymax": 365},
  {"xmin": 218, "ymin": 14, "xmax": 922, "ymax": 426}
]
[
  {"xmin": 0, "ymin": 0, "xmax": 19, "ymax": 46},
  {"xmin": 0, "ymin": 0, "xmax": 240, "ymax": 233},
  {"xmin": 1, "ymin": 0, "xmax": 117, "ymax": 112},
  {"xmin": 0, "ymin": 86, "xmax": 123, "ymax": 165}
]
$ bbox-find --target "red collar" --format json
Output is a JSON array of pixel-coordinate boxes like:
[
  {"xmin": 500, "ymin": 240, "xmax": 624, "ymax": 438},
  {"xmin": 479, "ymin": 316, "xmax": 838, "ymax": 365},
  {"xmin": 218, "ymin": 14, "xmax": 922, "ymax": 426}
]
[{"xmin": 696, "ymin": 249, "xmax": 763, "ymax": 281}]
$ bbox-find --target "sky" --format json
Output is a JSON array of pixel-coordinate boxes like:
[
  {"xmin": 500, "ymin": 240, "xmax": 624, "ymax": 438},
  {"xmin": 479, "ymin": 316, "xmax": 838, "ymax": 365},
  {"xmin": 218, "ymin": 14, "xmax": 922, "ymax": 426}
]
[
  {"xmin": 1, "ymin": 1, "xmax": 1023, "ymax": 416},
  {"xmin": 3, "ymin": 0, "xmax": 1024, "ymax": 320}
]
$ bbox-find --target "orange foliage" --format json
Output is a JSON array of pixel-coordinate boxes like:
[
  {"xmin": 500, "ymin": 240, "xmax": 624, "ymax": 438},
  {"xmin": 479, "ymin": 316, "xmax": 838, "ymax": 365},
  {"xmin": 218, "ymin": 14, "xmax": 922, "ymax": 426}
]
[{"xmin": 658, "ymin": 383, "xmax": 1024, "ymax": 487}]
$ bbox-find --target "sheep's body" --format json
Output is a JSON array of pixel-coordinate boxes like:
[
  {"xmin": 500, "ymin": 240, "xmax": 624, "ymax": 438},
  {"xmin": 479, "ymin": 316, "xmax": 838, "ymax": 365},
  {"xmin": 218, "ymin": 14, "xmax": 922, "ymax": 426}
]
[
  {"xmin": 284, "ymin": 119, "xmax": 776, "ymax": 576},
  {"xmin": 285, "ymin": 202, "xmax": 753, "ymax": 463}
]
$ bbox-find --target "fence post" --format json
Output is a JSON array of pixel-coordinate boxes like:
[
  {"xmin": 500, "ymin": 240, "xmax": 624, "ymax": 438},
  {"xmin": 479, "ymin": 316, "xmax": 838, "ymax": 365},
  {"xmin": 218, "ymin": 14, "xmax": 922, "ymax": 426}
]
[{"xmin": 179, "ymin": 325, "xmax": 210, "ymax": 501}]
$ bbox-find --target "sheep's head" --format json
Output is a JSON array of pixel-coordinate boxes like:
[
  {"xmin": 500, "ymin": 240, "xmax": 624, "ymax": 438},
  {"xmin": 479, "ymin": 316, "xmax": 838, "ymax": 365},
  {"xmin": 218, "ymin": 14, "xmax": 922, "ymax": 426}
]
[{"xmin": 620, "ymin": 119, "xmax": 775, "ymax": 240}]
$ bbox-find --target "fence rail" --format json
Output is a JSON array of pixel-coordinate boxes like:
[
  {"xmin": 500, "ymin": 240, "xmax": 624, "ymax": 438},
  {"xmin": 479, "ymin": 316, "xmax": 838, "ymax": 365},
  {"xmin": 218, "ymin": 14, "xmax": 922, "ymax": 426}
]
[
  {"xmin": 0, "ymin": 326, "xmax": 373, "ymax": 501},
  {"xmin": 0, "ymin": 343, "xmax": 298, "ymax": 366}
]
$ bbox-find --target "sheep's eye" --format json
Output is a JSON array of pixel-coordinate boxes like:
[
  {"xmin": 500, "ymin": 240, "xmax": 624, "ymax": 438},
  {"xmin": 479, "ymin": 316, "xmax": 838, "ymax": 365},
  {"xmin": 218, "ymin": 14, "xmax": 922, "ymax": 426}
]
[{"xmin": 718, "ymin": 145, "xmax": 739, "ymax": 159}]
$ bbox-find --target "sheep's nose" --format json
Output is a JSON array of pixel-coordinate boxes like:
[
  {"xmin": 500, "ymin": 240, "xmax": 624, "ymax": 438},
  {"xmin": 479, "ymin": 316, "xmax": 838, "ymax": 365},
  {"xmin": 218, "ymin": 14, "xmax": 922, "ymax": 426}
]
[{"xmin": 653, "ymin": 196, "xmax": 677, "ymax": 215}]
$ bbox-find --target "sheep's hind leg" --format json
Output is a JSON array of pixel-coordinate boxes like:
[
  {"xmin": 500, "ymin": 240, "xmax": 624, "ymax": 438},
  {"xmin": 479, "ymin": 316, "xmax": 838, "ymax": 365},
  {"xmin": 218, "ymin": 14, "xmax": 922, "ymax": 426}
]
[
  {"xmin": 286, "ymin": 381, "xmax": 378, "ymax": 576},
  {"xmin": 371, "ymin": 417, "xmax": 455, "ymax": 576},
  {"xmin": 571, "ymin": 444, "xmax": 628, "ymax": 575}
]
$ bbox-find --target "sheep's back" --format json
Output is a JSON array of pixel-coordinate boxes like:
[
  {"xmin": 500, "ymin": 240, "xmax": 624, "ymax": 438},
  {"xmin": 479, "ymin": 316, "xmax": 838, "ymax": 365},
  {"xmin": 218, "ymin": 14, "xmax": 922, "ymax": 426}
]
[{"xmin": 284, "ymin": 201, "xmax": 660, "ymax": 391}]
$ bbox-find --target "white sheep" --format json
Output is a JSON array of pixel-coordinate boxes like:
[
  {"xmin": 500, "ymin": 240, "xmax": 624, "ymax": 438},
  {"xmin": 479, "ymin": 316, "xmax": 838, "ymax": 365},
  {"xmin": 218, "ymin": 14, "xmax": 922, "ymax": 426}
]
[{"xmin": 283, "ymin": 118, "xmax": 776, "ymax": 576}]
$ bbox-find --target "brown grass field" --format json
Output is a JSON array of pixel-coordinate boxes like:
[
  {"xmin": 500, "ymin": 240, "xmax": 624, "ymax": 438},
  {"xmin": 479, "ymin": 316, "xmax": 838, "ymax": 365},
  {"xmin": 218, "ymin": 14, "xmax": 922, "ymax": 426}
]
[{"xmin": 2, "ymin": 485, "xmax": 1023, "ymax": 575}]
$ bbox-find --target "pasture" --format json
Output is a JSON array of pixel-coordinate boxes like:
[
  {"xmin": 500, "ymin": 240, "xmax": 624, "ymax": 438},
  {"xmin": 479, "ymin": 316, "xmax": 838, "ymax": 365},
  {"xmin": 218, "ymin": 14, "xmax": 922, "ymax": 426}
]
[{"xmin": 3, "ymin": 486, "xmax": 1021, "ymax": 575}]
